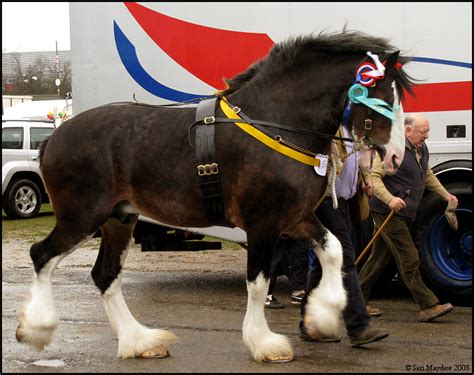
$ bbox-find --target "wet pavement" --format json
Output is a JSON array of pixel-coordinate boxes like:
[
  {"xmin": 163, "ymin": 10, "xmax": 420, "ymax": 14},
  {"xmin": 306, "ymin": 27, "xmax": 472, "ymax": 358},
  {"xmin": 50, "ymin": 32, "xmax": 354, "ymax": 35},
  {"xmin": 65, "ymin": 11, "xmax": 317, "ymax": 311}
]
[{"xmin": 2, "ymin": 262, "xmax": 472, "ymax": 373}]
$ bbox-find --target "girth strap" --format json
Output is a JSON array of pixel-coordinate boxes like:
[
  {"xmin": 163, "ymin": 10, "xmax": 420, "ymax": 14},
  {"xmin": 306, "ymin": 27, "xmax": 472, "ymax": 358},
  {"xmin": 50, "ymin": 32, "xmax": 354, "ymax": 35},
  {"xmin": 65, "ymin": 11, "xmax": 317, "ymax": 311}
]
[{"xmin": 195, "ymin": 97, "xmax": 227, "ymax": 225}]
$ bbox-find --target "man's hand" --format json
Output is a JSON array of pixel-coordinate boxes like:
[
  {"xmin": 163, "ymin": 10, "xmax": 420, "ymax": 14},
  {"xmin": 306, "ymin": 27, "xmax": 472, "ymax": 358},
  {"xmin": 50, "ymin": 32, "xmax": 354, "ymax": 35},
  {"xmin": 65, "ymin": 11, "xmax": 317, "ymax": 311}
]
[
  {"xmin": 445, "ymin": 193, "xmax": 458, "ymax": 205},
  {"xmin": 388, "ymin": 197, "xmax": 406, "ymax": 211},
  {"xmin": 363, "ymin": 181, "xmax": 374, "ymax": 197}
]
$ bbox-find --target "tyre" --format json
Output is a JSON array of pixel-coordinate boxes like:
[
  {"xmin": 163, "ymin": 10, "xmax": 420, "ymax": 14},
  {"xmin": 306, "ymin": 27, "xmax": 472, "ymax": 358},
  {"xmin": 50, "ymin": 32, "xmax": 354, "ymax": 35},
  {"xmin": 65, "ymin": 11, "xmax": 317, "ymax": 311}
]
[
  {"xmin": 2, "ymin": 179, "xmax": 42, "ymax": 219},
  {"xmin": 414, "ymin": 182, "xmax": 472, "ymax": 306}
]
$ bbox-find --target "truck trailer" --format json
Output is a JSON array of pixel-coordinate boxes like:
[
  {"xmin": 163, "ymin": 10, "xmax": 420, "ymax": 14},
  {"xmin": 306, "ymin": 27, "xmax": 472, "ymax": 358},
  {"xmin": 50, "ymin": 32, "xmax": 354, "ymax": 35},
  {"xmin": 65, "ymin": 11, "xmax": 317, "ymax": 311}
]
[{"xmin": 69, "ymin": 2, "xmax": 471, "ymax": 303}]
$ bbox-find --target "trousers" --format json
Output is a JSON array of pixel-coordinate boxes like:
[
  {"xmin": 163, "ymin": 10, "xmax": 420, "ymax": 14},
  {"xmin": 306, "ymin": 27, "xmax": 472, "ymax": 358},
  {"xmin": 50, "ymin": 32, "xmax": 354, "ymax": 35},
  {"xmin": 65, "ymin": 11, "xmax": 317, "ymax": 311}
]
[
  {"xmin": 359, "ymin": 212, "xmax": 439, "ymax": 310},
  {"xmin": 268, "ymin": 238, "xmax": 308, "ymax": 294}
]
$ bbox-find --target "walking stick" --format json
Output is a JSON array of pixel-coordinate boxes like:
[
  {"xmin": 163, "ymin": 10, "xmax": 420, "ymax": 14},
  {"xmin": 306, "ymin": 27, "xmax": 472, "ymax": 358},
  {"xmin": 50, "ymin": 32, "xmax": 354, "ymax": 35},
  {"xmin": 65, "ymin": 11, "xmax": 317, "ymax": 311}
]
[{"xmin": 355, "ymin": 189, "xmax": 410, "ymax": 266}]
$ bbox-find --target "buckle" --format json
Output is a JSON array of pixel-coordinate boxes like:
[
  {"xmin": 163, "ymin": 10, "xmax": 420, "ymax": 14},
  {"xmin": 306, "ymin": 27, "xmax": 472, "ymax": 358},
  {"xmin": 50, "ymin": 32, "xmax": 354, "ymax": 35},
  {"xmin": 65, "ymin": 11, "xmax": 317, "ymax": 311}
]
[
  {"xmin": 364, "ymin": 119, "xmax": 373, "ymax": 130},
  {"xmin": 361, "ymin": 136, "xmax": 375, "ymax": 148},
  {"xmin": 197, "ymin": 163, "xmax": 219, "ymax": 176},
  {"xmin": 204, "ymin": 116, "xmax": 215, "ymax": 124},
  {"xmin": 232, "ymin": 106, "xmax": 241, "ymax": 114}
]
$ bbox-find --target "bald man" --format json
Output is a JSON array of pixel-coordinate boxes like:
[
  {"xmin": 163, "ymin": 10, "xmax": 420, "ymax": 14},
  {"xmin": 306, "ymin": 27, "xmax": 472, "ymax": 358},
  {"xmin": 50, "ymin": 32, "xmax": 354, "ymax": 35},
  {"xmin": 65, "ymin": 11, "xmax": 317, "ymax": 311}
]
[{"xmin": 359, "ymin": 113, "xmax": 458, "ymax": 322}]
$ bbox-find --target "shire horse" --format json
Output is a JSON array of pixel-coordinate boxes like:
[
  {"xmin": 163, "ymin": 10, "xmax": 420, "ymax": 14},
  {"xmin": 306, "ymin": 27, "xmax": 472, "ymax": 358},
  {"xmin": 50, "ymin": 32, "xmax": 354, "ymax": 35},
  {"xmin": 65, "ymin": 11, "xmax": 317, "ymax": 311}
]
[{"xmin": 16, "ymin": 31, "xmax": 413, "ymax": 362}]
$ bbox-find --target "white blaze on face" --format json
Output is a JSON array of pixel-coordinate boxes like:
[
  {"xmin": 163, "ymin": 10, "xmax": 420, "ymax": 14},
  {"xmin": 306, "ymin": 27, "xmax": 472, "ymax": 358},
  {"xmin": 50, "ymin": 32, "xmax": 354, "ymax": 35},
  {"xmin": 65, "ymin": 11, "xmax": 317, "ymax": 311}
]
[
  {"xmin": 358, "ymin": 83, "xmax": 405, "ymax": 174},
  {"xmin": 383, "ymin": 83, "xmax": 405, "ymax": 174}
]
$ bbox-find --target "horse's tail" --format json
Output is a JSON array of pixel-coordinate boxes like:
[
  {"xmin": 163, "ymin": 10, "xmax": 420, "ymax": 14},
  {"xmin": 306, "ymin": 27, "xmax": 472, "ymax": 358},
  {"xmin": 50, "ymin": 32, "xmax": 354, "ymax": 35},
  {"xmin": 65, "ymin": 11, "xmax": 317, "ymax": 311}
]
[{"xmin": 39, "ymin": 137, "xmax": 50, "ymax": 168}]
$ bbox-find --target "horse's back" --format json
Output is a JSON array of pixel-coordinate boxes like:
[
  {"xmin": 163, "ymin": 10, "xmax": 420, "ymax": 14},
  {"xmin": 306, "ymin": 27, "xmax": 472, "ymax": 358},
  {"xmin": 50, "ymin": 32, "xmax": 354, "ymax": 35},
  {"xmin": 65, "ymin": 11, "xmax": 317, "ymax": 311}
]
[
  {"xmin": 46, "ymin": 104, "xmax": 194, "ymax": 153},
  {"xmin": 40, "ymin": 104, "xmax": 205, "ymax": 225}
]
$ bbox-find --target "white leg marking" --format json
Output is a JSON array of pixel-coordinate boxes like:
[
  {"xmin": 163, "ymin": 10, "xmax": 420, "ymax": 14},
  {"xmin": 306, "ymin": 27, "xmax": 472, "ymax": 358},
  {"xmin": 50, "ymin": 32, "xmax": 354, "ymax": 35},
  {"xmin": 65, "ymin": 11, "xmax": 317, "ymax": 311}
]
[
  {"xmin": 102, "ymin": 249, "xmax": 176, "ymax": 358},
  {"xmin": 17, "ymin": 254, "xmax": 65, "ymax": 351},
  {"xmin": 242, "ymin": 273, "xmax": 293, "ymax": 362},
  {"xmin": 305, "ymin": 232, "xmax": 347, "ymax": 336}
]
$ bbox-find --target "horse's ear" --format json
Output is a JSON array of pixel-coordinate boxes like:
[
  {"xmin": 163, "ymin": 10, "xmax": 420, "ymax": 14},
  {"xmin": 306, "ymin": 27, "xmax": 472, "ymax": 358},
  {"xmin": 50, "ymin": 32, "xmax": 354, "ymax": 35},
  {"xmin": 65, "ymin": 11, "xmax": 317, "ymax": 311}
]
[{"xmin": 384, "ymin": 51, "xmax": 401, "ymax": 71}]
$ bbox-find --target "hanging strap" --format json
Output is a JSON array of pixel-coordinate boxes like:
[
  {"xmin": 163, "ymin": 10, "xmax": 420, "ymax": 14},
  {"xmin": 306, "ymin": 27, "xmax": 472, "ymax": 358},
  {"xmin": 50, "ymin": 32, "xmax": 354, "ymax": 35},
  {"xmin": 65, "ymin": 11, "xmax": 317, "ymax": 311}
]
[{"xmin": 194, "ymin": 97, "xmax": 227, "ymax": 225}]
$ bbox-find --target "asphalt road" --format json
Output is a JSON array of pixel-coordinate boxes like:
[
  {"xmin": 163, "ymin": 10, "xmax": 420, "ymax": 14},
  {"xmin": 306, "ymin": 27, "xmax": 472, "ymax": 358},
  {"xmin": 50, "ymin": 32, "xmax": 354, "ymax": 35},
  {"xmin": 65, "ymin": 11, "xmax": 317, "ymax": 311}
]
[{"xmin": 2, "ymin": 244, "xmax": 472, "ymax": 373}]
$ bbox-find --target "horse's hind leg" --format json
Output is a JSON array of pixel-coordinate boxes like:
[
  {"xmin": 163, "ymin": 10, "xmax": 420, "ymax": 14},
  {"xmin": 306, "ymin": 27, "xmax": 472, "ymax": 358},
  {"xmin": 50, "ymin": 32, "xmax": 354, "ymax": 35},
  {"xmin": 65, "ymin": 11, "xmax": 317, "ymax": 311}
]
[
  {"xmin": 91, "ymin": 214, "xmax": 176, "ymax": 359},
  {"xmin": 243, "ymin": 230, "xmax": 294, "ymax": 362},
  {"xmin": 302, "ymin": 218, "xmax": 347, "ymax": 338},
  {"xmin": 16, "ymin": 223, "xmax": 94, "ymax": 351}
]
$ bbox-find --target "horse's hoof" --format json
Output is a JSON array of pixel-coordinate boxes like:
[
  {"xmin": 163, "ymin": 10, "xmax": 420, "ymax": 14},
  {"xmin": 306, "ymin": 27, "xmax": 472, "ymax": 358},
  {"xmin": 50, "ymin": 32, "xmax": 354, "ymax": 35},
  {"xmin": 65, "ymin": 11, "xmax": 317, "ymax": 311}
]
[
  {"xmin": 305, "ymin": 326, "xmax": 323, "ymax": 340},
  {"xmin": 263, "ymin": 354, "xmax": 294, "ymax": 363},
  {"xmin": 139, "ymin": 345, "xmax": 170, "ymax": 359},
  {"xmin": 15, "ymin": 323, "xmax": 50, "ymax": 351},
  {"xmin": 15, "ymin": 325, "xmax": 25, "ymax": 343}
]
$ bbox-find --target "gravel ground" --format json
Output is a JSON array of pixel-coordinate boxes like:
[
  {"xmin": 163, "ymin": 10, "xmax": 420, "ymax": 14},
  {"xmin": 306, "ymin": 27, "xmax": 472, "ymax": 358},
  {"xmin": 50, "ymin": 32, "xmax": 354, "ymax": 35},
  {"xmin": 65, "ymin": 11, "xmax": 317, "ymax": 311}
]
[
  {"xmin": 2, "ymin": 224, "xmax": 472, "ymax": 373},
  {"xmin": 2, "ymin": 233, "xmax": 248, "ymax": 274}
]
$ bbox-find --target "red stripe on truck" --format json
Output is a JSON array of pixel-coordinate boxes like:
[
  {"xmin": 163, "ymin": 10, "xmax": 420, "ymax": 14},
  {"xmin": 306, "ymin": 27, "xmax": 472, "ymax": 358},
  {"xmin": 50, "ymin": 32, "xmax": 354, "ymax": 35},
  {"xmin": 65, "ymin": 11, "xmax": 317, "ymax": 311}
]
[
  {"xmin": 125, "ymin": 2, "xmax": 274, "ymax": 90},
  {"xmin": 403, "ymin": 81, "xmax": 472, "ymax": 112}
]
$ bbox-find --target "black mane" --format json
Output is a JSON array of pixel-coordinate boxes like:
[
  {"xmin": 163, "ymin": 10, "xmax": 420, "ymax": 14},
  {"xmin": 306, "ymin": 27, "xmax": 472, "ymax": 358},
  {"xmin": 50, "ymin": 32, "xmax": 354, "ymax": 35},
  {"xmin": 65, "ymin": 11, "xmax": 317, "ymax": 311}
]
[{"xmin": 222, "ymin": 30, "xmax": 414, "ymax": 99}]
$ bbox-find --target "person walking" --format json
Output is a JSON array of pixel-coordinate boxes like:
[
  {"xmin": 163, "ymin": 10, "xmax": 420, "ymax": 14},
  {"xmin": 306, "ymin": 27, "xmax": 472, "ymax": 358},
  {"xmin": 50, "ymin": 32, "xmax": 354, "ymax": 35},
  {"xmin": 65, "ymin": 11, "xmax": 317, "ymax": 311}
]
[
  {"xmin": 359, "ymin": 113, "xmax": 458, "ymax": 322},
  {"xmin": 300, "ymin": 125, "xmax": 389, "ymax": 346},
  {"xmin": 265, "ymin": 237, "xmax": 309, "ymax": 308}
]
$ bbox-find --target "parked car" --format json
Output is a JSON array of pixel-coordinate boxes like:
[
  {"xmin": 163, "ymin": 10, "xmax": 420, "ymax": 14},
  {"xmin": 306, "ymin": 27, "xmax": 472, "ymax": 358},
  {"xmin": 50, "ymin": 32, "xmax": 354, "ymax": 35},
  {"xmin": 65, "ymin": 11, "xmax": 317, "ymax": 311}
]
[{"xmin": 2, "ymin": 118, "xmax": 55, "ymax": 219}]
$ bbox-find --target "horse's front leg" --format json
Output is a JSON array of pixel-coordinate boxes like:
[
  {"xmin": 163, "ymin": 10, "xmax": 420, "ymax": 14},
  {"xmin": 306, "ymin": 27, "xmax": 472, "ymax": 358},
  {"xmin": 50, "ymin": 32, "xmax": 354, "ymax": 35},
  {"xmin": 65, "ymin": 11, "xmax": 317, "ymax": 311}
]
[
  {"xmin": 243, "ymin": 231, "xmax": 294, "ymax": 362},
  {"xmin": 302, "ymin": 219, "xmax": 347, "ymax": 339}
]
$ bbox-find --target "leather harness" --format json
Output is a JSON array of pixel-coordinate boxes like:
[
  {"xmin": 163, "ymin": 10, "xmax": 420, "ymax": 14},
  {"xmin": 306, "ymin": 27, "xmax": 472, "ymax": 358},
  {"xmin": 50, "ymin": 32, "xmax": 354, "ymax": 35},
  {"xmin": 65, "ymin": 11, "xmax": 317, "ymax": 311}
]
[
  {"xmin": 192, "ymin": 95, "xmax": 351, "ymax": 225},
  {"xmin": 194, "ymin": 97, "xmax": 227, "ymax": 225}
]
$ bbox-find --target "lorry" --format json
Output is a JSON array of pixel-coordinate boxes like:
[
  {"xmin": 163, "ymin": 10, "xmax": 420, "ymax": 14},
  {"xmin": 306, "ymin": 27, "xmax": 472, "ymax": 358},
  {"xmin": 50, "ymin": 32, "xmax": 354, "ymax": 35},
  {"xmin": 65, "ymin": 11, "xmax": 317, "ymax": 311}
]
[{"xmin": 69, "ymin": 3, "xmax": 471, "ymax": 303}]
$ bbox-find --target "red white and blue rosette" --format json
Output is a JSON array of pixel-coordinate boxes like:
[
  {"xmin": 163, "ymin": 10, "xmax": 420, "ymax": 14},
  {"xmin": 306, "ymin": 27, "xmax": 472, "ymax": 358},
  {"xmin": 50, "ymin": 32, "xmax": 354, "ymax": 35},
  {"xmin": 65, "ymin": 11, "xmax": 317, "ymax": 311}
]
[{"xmin": 355, "ymin": 62, "xmax": 380, "ymax": 87}]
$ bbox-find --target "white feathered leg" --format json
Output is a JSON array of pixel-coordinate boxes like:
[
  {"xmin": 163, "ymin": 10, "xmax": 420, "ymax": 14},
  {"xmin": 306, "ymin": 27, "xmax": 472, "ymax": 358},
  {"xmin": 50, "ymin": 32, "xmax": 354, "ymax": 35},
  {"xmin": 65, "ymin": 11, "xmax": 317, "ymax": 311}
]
[
  {"xmin": 304, "ymin": 232, "xmax": 347, "ymax": 337},
  {"xmin": 16, "ymin": 255, "xmax": 64, "ymax": 351},
  {"xmin": 242, "ymin": 273, "xmax": 294, "ymax": 362},
  {"xmin": 101, "ymin": 248, "xmax": 176, "ymax": 358}
]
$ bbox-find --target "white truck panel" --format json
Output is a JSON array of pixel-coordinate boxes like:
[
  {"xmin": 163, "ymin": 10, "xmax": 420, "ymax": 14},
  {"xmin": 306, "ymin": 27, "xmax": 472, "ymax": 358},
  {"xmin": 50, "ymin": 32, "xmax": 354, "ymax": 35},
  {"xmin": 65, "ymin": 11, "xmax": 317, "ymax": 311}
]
[{"xmin": 69, "ymin": 2, "xmax": 471, "ymax": 248}]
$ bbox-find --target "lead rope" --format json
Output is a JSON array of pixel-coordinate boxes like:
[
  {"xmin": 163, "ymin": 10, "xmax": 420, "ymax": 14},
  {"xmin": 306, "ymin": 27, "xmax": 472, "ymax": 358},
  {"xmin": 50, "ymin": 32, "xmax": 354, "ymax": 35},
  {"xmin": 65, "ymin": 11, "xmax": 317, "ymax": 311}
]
[
  {"xmin": 329, "ymin": 142, "xmax": 341, "ymax": 209},
  {"xmin": 328, "ymin": 136, "xmax": 365, "ymax": 209}
]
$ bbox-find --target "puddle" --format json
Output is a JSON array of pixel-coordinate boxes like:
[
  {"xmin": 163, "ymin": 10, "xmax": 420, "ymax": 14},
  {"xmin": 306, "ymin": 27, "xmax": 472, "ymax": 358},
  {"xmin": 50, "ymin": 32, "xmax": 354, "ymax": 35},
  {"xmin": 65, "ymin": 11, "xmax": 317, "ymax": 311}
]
[{"xmin": 32, "ymin": 359, "xmax": 65, "ymax": 367}]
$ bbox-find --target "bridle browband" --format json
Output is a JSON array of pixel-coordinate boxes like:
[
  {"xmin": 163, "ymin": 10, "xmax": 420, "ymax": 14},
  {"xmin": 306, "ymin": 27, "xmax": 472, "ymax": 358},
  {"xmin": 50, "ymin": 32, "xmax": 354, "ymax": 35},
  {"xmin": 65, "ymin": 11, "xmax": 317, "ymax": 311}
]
[{"xmin": 341, "ymin": 51, "xmax": 402, "ymax": 156}]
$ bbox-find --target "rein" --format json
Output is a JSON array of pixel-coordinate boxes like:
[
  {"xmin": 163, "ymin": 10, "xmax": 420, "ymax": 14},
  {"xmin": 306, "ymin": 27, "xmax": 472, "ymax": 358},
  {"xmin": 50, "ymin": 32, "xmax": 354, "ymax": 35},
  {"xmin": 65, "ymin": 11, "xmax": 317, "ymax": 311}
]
[
  {"xmin": 107, "ymin": 51, "xmax": 398, "ymax": 168},
  {"xmin": 217, "ymin": 96, "xmax": 345, "ymax": 167},
  {"xmin": 187, "ymin": 95, "xmax": 354, "ymax": 168},
  {"xmin": 105, "ymin": 98, "xmax": 351, "ymax": 165},
  {"xmin": 187, "ymin": 97, "xmax": 353, "ymax": 141},
  {"xmin": 106, "ymin": 96, "xmax": 352, "ymax": 146}
]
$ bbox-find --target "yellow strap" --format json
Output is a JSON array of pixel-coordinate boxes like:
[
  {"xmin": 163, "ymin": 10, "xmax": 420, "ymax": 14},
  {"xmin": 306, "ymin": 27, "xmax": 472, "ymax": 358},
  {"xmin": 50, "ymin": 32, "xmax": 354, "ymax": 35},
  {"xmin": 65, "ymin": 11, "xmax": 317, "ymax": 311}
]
[{"xmin": 219, "ymin": 98, "xmax": 321, "ymax": 167}]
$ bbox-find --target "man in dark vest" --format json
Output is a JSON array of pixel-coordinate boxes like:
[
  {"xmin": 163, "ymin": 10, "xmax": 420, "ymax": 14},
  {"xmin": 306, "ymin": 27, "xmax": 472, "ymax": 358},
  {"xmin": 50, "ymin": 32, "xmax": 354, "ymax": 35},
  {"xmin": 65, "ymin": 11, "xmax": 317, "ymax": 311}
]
[{"xmin": 359, "ymin": 113, "xmax": 458, "ymax": 322}]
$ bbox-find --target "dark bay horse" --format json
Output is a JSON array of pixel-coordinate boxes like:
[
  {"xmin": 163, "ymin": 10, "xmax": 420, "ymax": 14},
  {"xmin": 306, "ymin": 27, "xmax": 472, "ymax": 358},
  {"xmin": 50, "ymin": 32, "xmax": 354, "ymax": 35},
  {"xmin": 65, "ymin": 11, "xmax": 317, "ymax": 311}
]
[{"xmin": 16, "ymin": 31, "xmax": 413, "ymax": 362}]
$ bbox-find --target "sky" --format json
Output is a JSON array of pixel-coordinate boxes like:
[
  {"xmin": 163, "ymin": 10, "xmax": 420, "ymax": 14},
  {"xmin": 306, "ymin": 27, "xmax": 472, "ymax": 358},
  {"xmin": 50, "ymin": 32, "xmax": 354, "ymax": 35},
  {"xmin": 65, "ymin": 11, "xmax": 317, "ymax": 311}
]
[{"xmin": 2, "ymin": 2, "xmax": 70, "ymax": 52}]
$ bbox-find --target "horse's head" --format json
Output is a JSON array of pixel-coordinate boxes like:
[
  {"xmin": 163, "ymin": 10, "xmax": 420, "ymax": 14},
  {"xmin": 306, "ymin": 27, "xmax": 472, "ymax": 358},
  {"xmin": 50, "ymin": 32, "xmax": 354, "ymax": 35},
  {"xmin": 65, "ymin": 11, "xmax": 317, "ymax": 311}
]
[{"xmin": 346, "ymin": 51, "xmax": 412, "ymax": 174}]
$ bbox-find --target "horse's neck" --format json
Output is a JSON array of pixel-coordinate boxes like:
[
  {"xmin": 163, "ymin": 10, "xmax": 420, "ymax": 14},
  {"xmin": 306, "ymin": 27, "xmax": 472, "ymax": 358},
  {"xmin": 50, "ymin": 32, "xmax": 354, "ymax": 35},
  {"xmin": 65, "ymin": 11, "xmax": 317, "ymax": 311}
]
[{"xmin": 226, "ymin": 65, "xmax": 353, "ymax": 152}]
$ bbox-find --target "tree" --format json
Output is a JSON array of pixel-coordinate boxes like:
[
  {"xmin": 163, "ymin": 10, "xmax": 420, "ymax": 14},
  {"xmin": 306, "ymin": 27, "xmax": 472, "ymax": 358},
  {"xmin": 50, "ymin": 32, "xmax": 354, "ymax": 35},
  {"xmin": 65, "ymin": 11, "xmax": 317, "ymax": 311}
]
[
  {"xmin": 47, "ymin": 60, "xmax": 72, "ymax": 96},
  {"xmin": 2, "ymin": 52, "xmax": 71, "ymax": 97}
]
